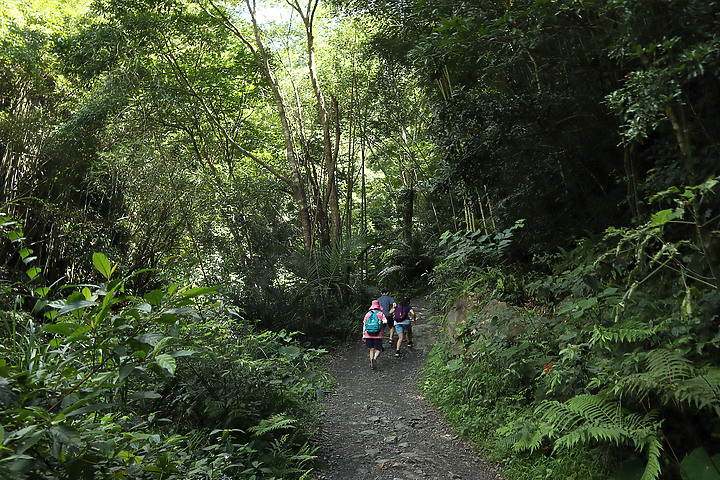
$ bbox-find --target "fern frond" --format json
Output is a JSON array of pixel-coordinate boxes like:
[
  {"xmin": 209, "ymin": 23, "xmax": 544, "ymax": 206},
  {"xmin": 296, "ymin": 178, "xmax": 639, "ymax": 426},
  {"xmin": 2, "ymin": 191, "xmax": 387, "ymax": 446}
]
[
  {"xmin": 640, "ymin": 436, "xmax": 663, "ymax": 480},
  {"xmin": 536, "ymin": 401, "xmax": 582, "ymax": 431},
  {"xmin": 673, "ymin": 367, "xmax": 720, "ymax": 416},
  {"xmin": 621, "ymin": 349, "xmax": 720, "ymax": 416},
  {"xmin": 498, "ymin": 421, "xmax": 552, "ymax": 453},
  {"xmin": 536, "ymin": 394, "xmax": 663, "ymax": 480},
  {"xmin": 644, "ymin": 348, "xmax": 693, "ymax": 383},
  {"xmin": 538, "ymin": 395, "xmax": 619, "ymax": 431},
  {"xmin": 591, "ymin": 321, "xmax": 657, "ymax": 346},
  {"xmin": 249, "ymin": 413, "xmax": 297, "ymax": 436},
  {"xmin": 566, "ymin": 394, "xmax": 621, "ymax": 425},
  {"xmin": 513, "ymin": 426, "xmax": 552, "ymax": 453}
]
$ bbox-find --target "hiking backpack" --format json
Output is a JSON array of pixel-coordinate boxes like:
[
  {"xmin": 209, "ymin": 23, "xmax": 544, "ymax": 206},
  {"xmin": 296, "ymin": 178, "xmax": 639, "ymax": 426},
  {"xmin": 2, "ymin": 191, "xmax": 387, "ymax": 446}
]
[
  {"xmin": 394, "ymin": 304, "xmax": 409, "ymax": 322},
  {"xmin": 365, "ymin": 310, "xmax": 382, "ymax": 334}
]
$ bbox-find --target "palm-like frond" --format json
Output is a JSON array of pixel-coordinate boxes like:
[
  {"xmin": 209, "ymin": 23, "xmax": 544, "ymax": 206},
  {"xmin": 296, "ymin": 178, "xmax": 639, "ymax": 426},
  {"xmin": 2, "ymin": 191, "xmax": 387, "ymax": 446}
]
[
  {"xmin": 307, "ymin": 234, "xmax": 368, "ymax": 282},
  {"xmin": 621, "ymin": 348, "xmax": 720, "ymax": 416},
  {"xmin": 591, "ymin": 320, "xmax": 658, "ymax": 347},
  {"xmin": 534, "ymin": 394, "xmax": 663, "ymax": 480},
  {"xmin": 248, "ymin": 413, "xmax": 297, "ymax": 436}
]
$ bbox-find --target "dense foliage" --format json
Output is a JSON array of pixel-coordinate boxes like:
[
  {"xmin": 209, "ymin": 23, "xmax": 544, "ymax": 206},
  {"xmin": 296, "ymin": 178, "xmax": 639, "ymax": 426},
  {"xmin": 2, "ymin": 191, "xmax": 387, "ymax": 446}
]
[
  {"xmin": 3, "ymin": 0, "xmax": 720, "ymax": 477},
  {"xmin": 421, "ymin": 177, "xmax": 720, "ymax": 479},
  {"xmin": 1, "ymin": 217, "xmax": 329, "ymax": 478},
  {"xmin": 326, "ymin": 1, "xmax": 720, "ymax": 476}
]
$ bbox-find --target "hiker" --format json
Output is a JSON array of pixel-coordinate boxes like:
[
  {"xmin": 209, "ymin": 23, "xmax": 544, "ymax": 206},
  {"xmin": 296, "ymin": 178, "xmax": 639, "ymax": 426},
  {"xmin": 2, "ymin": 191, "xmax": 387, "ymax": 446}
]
[
  {"xmin": 393, "ymin": 297, "xmax": 416, "ymax": 357},
  {"xmin": 377, "ymin": 288, "xmax": 396, "ymax": 345},
  {"xmin": 363, "ymin": 299, "xmax": 388, "ymax": 370}
]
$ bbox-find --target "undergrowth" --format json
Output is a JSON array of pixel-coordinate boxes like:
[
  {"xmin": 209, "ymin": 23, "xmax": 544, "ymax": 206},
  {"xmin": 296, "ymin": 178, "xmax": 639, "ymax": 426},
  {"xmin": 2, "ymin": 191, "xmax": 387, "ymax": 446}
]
[
  {"xmin": 0, "ymin": 215, "xmax": 331, "ymax": 479},
  {"xmin": 421, "ymin": 178, "xmax": 720, "ymax": 480}
]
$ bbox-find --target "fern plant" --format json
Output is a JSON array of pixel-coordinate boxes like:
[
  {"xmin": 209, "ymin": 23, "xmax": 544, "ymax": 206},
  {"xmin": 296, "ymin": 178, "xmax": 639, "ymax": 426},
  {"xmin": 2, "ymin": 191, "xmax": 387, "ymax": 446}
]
[
  {"xmin": 524, "ymin": 394, "xmax": 663, "ymax": 480},
  {"xmin": 617, "ymin": 348, "xmax": 720, "ymax": 417}
]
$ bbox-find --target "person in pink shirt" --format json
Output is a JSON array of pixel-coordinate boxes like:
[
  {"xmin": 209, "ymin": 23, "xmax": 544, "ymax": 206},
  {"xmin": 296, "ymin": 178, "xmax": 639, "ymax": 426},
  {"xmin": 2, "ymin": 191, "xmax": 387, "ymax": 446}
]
[{"xmin": 363, "ymin": 299, "xmax": 388, "ymax": 370}]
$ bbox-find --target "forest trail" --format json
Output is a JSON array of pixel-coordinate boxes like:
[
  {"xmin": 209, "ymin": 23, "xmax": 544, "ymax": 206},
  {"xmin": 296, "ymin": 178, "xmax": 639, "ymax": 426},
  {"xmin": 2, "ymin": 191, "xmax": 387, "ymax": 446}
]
[{"xmin": 316, "ymin": 295, "xmax": 505, "ymax": 480}]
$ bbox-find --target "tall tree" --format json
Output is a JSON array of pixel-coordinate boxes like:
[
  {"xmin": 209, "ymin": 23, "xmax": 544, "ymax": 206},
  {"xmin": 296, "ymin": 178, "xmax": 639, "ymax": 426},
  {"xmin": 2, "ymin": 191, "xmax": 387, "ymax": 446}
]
[{"xmin": 202, "ymin": 0, "xmax": 347, "ymax": 252}]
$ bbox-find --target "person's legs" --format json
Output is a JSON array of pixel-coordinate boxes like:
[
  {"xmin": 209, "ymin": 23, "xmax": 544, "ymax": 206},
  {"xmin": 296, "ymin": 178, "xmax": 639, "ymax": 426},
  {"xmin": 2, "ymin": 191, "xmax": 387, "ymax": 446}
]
[
  {"xmin": 366, "ymin": 338, "xmax": 378, "ymax": 368},
  {"xmin": 395, "ymin": 324, "xmax": 405, "ymax": 356},
  {"xmin": 407, "ymin": 325, "xmax": 413, "ymax": 347},
  {"xmin": 368, "ymin": 338, "xmax": 382, "ymax": 368}
]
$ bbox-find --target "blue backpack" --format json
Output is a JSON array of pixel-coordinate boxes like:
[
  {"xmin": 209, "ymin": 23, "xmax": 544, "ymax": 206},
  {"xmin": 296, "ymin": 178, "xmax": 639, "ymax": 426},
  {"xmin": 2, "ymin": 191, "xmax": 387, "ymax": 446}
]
[{"xmin": 365, "ymin": 310, "xmax": 382, "ymax": 334}]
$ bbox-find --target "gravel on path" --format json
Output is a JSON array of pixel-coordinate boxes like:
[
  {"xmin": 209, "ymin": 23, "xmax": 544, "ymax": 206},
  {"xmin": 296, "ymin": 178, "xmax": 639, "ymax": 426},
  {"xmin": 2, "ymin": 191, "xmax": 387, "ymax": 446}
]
[{"xmin": 316, "ymin": 296, "xmax": 505, "ymax": 480}]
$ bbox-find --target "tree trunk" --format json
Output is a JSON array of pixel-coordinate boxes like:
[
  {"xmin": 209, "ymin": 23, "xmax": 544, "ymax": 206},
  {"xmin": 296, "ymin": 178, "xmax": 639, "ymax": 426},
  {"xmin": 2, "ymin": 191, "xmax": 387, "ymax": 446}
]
[
  {"xmin": 291, "ymin": 0, "xmax": 341, "ymax": 246},
  {"xmin": 401, "ymin": 181, "xmax": 414, "ymax": 245},
  {"xmin": 205, "ymin": 0, "xmax": 314, "ymax": 250}
]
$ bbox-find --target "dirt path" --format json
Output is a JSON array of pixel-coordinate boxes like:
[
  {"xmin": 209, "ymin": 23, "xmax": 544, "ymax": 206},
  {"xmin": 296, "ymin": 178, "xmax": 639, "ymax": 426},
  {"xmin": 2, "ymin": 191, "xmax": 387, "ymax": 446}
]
[{"xmin": 316, "ymin": 296, "xmax": 504, "ymax": 480}]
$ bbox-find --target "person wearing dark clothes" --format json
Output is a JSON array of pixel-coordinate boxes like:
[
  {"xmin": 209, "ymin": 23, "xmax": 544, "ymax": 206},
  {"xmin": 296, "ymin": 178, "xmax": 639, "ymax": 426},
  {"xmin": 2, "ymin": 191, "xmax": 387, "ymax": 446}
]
[
  {"xmin": 393, "ymin": 297, "xmax": 416, "ymax": 357},
  {"xmin": 377, "ymin": 288, "xmax": 396, "ymax": 344}
]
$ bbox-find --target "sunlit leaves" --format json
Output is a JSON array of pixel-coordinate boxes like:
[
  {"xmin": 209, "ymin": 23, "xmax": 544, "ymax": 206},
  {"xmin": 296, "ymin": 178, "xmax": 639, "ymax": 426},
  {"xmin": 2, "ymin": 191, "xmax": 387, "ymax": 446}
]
[
  {"xmin": 92, "ymin": 252, "xmax": 115, "ymax": 279},
  {"xmin": 154, "ymin": 353, "xmax": 176, "ymax": 375}
]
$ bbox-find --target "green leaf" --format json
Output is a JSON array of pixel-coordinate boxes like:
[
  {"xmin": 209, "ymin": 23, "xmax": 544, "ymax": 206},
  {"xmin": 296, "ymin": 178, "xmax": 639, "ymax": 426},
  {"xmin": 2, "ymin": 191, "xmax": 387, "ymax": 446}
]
[
  {"xmin": 34, "ymin": 287, "xmax": 50, "ymax": 297},
  {"xmin": 135, "ymin": 333, "xmax": 164, "ymax": 345},
  {"xmin": 155, "ymin": 354, "xmax": 176, "ymax": 376},
  {"xmin": 57, "ymin": 300, "xmax": 98, "ymax": 316},
  {"xmin": 118, "ymin": 364, "xmax": 136, "ymax": 382},
  {"xmin": 16, "ymin": 430, "xmax": 44, "ymax": 454},
  {"xmin": 446, "ymin": 358, "xmax": 463, "ymax": 371},
  {"xmin": 279, "ymin": 345, "xmax": 301, "ymax": 359},
  {"xmin": 131, "ymin": 391, "xmax": 162, "ymax": 400},
  {"xmin": 63, "ymin": 402, "xmax": 113, "ymax": 418},
  {"xmin": 680, "ymin": 448, "xmax": 720, "ymax": 480},
  {"xmin": 649, "ymin": 209, "xmax": 674, "ymax": 226},
  {"xmin": 157, "ymin": 313, "xmax": 179, "ymax": 324},
  {"xmin": 41, "ymin": 322, "xmax": 80, "ymax": 336},
  {"xmin": 169, "ymin": 350, "xmax": 196, "ymax": 358},
  {"xmin": 66, "ymin": 325, "xmax": 92, "ymax": 342},
  {"xmin": 51, "ymin": 425, "xmax": 81, "ymax": 444},
  {"xmin": 152, "ymin": 337, "xmax": 174, "ymax": 355},
  {"xmin": 177, "ymin": 286, "xmax": 221, "ymax": 298},
  {"xmin": 168, "ymin": 282, "xmax": 180, "ymax": 296},
  {"xmin": 25, "ymin": 267, "xmax": 41, "ymax": 280},
  {"xmin": 144, "ymin": 289, "xmax": 164, "ymax": 306},
  {"xmin": 92, "ymin": 252, "xmax": 113, "ymax": 279}
]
